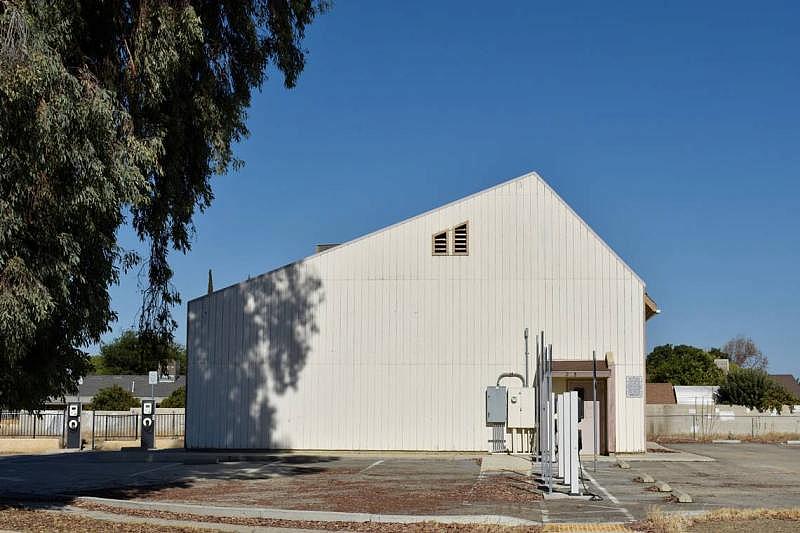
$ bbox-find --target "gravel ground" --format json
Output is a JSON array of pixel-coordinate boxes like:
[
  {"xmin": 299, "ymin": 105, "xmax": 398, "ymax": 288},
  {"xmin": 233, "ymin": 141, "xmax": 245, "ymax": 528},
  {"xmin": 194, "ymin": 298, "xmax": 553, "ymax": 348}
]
[
  {"xmin": 72, "ymin": 501, "xmax": 541, "ymax": 532},
  {"xmin": 79, "ymin": 468, "xmax": 540, "ymax": 515},
  {"xmin": 0, "ymin": 506, "xmax": 212, "ymax": 533}
]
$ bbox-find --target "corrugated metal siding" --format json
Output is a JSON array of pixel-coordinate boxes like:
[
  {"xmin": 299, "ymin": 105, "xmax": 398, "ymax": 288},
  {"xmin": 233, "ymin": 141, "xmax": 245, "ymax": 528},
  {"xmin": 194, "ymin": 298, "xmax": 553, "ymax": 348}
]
[{"xmin": 186, "ymin": 172, "xmax": 647, "ymax": 451}]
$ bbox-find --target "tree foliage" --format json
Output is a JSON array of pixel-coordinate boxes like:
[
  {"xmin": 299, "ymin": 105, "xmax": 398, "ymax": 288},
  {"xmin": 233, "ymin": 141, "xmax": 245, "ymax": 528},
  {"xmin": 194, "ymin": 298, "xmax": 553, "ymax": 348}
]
[
  {"xmin": 159, "ymin": 385, "xmax": 185, "ymax": 408},
  {"xmin": 94, "ymin": 329, "xmax": 186, "ymax": 375},
  {"xmin": 721, "ymin": 335, "xmax": 768, "ymax": 370},
  {"xmin": 646, "ymin": 344, "xmax": 725, "ymax": 386},
  {"xmin": 715, "ymin": 368, "xmax": 798, "ymax": 413},
  {"xmin": 0, "ymin": 0, "xmax": 325, "ymax": 410},
  {"xmin": 88, "ymin": 384, "xmax": 140, "ymax": 411}
]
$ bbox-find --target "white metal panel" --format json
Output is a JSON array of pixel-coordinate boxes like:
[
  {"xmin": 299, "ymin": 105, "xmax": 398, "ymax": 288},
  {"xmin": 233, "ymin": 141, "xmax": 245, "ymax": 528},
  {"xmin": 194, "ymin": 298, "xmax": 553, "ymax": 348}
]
[
  {"xmin": 674, "ymin": 386, "xmax": 719, "ymax": 405},
  {"xmin": 185, "ymin": 171, "xmax": 648, "ymax": 452}
]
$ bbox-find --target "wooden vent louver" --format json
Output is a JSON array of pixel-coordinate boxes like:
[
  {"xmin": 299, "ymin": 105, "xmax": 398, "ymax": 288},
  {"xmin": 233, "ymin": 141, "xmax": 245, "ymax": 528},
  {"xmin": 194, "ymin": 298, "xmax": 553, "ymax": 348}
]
[
  {"xmin": 453, "ymin": 223, "xmax": 468, "ymax": 255},
  {"xmin": 432, "ymin": 231, "xmax": 448, "ymax": 255}
]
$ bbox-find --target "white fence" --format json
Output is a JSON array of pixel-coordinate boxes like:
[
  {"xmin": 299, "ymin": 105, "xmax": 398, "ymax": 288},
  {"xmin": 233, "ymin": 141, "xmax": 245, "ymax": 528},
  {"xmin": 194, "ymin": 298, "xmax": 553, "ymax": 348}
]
[{"xmin": 0, "ymin": 408, "xmax": 185, "ymax": 446}]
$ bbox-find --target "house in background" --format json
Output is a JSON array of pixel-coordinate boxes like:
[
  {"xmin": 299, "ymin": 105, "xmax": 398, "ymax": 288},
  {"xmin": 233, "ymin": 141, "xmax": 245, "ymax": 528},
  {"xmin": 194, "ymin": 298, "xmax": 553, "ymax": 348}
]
[
  {"xmin": 646, "ymin": 383, "xmax": 676, "ymax": 405},
  {"xmin": 770, "ymin": 374, "xmax": 800, "ymax": 399},
  {"xmin": 186, "ymin": 171, "xmax": 657, "ymax": 453},
  {"xmin": 52, "ymin": 375, "xmax": 185, "ymax": 407}
]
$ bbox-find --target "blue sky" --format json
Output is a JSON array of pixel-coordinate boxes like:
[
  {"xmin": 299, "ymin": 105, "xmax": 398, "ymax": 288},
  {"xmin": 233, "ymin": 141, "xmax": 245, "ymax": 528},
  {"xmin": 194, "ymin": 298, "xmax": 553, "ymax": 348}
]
[{"xmin": 106, "ymin": 1, "xmax": 799, "ymax": 374}]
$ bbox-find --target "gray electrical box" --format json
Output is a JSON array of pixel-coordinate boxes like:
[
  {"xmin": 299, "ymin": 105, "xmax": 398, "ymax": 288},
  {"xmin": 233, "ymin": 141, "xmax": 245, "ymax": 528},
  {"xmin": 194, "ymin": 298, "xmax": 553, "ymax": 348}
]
[{"xmin": 486, "ymin": 386, "xmax": 508, "ymax": 424}]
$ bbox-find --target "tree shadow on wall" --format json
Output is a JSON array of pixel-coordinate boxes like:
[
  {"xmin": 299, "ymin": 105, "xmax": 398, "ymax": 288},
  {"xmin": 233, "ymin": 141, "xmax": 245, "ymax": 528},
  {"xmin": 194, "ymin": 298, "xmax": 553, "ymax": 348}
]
[{"xmin": 188, "ymin": 261, "xmax": 323, "ymax": 449}]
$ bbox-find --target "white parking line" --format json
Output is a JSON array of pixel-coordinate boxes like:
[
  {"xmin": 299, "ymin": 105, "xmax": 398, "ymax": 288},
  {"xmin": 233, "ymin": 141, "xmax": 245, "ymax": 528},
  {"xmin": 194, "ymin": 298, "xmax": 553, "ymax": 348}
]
[
  {"xmin": 128, "ymin": 463, "xmax": 179, "ymax": 477},
  {"xmin": 541, "ymin": 508, "xmax": 550, "ymax": 523},
  {"xmin": 358, "ymin": 459, "xmax": 384, "ymax": 474},
  {"xmin": 582, "ymin": 469, "xmax": 635, "ymax": 522}
]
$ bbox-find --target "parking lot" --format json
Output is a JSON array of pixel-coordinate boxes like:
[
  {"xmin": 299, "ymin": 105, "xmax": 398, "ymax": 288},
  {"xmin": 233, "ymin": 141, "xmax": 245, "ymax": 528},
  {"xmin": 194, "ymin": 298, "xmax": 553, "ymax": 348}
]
[{"xmin": 1, "ymin": 443, "xmax": 798, "ymax": 526}]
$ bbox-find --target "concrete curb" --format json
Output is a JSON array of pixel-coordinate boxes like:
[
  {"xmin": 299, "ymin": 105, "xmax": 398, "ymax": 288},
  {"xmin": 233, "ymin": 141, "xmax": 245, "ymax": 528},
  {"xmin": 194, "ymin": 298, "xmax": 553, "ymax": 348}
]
[
  {"xmin": 785, "ymin": 440, "xmax": 800, "ymax": 445},
  {"xmin": 76, "ymin": 496, "xmax": 540, "ymax": 526},
  {"xmin": 634, "ymin": 473, "xmax": 654, "ymax": 483},
  {"xmin": 711, "ymin": 439, "xmax": 741, "ymax": 444},
  {"xmin": 672, "ymin": 489, "xmax": 693, "ymax": 503},
  {"xmin": 616, "ymin": 459, "xmax": 631, "ymax": 469},
  {"xmin": 653, "ymin": 481, "xmax": 672, "ymax": 492}
]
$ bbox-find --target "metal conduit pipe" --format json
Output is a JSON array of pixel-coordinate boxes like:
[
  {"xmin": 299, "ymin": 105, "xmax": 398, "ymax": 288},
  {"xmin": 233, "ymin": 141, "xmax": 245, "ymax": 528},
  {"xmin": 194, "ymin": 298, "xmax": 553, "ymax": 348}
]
[{"xmin": 496, "ymin": 372, "xmax": 526, "ymax": 387}]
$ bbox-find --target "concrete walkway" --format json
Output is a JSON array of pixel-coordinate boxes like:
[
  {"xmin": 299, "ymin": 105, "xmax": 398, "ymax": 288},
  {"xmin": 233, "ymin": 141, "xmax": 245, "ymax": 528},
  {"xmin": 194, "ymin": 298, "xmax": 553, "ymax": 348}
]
[{"xmin": 479, "ymin": 454, "xmax": 532, "ymax": 474}]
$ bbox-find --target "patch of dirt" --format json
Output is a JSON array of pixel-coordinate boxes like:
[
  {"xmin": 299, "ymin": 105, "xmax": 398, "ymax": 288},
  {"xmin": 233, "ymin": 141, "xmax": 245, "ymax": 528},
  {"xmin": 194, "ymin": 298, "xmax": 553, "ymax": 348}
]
[
  {"xmin": 74, "ymin": 501, "xmax": 541, "ymax": 532},
  {"xmin": 79, "ymin": 464, "xmax": 541, "ymax": 514},
  {"xmin": 0, "ymin": 506, "xmax": 206, "ymax": 533},
  {"xmin": 466, "ymin": 474, "xmax": 542, "ymax": 504}
]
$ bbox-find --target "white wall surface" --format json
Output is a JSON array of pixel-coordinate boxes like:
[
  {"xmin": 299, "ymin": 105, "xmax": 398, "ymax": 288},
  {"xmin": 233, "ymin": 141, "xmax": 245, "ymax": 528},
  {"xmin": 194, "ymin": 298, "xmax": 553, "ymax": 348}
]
[{"xmin": 186, "ymin": 172, "xmax": 647, "ymax": 451}]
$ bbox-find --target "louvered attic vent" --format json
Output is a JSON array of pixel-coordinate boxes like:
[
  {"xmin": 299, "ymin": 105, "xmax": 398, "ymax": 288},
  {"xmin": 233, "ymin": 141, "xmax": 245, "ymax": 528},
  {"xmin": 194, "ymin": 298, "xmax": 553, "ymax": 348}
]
[
  {"xmin": 431, "ymin": 222, "xmax": 469, "ymax": 256},
  {"xmin": 453, "ymin": 222, "xmax": 468, "ymax": 255},
  {"xmin": 432, "ymin": 231, "xmax": 448, "ymax": 255}
]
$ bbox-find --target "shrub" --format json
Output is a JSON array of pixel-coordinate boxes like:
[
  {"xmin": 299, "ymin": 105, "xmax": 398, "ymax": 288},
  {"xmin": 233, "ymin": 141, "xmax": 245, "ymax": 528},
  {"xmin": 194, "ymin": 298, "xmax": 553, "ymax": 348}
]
[
  {"xmin": 716, "ymin": 368, "xmax": 798, "ymax": 413},
  {"xmin": 646, "ymin": 344, "xmax": 725, "ymax": 385},
  {"xmin": 159, "ymin": 386, "xmax": 185, "ymax": 408},
  {"xmin": 88, "ymin": 385, "xmax": 140, "ymax": 411}
]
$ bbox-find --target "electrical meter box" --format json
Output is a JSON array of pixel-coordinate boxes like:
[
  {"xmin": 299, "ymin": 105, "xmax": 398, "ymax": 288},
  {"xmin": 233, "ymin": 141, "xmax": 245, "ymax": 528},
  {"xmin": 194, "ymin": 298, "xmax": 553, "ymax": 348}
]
[
  {"xmin": 485, "ymin": 386, "xmax": 507, "ymax": 424},
  {"xmin": 506, "ymin": 387, "xmax": 535, "ymax": 428}
]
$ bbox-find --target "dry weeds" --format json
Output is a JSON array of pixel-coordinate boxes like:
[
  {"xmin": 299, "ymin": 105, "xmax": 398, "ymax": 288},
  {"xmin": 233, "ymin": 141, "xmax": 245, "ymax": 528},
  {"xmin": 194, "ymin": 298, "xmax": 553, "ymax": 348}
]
[{"xmin": 634, "ymin": 506, "xmax": 800, "ymax": 533}]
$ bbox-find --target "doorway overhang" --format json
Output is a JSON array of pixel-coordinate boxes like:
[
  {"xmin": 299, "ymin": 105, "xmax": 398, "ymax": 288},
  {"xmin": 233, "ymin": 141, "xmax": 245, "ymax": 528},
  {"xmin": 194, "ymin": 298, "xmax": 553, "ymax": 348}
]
[{"xmin": 551, "ymin": 360, "xmax": 611, "ymax": 378}]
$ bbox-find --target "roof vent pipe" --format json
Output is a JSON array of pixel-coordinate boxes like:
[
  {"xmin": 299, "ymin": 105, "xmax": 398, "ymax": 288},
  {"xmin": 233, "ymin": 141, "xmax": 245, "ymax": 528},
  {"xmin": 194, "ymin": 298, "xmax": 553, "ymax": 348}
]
[{"xmin": 497, "ymin": 372, "xmax": 526, "ymax": 388}]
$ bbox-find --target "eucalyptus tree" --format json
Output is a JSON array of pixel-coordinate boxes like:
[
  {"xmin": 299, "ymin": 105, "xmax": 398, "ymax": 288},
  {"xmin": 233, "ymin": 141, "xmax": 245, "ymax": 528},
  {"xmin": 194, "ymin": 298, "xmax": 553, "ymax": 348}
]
[{"xmin": 0, "ymin": 0, "xmax": 326, "ymax": 409}]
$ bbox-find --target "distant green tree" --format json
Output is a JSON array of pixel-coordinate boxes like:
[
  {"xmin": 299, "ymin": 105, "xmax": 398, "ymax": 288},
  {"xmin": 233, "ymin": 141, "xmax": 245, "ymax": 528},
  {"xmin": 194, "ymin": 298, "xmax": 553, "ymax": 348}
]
[
  {"xmin": 646, "ymin": 344, "xmax": 725, "ymax": 385},
  {"xmin": 95, "ymin": 330, "xmax": 186, "ymax": 375},
  {"xmin": 707, "ymin": 347, "xmax": 729, "ymax": 360},
  {"xmin": 89, "ymin": 385, "xmax": 140, "ymax": 411},
  {"xmin": 89, "ymin": 355, "xmax": 108, "ymax": 375},
  {"xmin": 716, "ymin": 368, "xmax": 798, "ymax": 413},
  {"xmin": 159, "ymin": 386, "xmax": 185, "ymax": 408}
]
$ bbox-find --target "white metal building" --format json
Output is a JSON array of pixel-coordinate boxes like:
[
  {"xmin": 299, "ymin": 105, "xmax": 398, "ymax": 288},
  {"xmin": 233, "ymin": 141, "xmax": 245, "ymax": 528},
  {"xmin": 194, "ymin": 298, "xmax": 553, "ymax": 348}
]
[{"xmin": 186, "ymin": 171, "xmax": 657, "ymax": 452}]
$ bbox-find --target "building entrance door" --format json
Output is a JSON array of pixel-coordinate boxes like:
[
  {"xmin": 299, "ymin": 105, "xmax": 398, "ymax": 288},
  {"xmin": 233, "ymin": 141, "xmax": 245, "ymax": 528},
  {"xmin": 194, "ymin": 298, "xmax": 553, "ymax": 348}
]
[{"xmin": 567, "ymin": 379, "xmax": 607, "ymax": 455}]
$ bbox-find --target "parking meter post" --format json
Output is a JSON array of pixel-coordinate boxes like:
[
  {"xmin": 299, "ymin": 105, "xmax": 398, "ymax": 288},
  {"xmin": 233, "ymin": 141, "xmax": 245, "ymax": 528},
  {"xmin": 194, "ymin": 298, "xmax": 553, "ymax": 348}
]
[
  {"xmin": 65, "ymin": 402, "xmax": 82, "ymax": 449},
  {"xmin": 140, "ymin": 399, "xmax": 156, "ymax": 449}
]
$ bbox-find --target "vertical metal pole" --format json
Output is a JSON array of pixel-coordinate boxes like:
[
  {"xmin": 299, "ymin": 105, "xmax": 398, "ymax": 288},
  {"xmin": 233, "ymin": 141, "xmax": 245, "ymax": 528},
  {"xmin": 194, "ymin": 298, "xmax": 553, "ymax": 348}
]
[
  {"xmin": 592, "ymin": 350, "xmax": 598, "ymax": 472},
  {"xmin": 524, "ymin": 328, "xmax": 529, "ymax": 387},
  {"xmin": 32, "ymin": 414, "xmax": 37, "ymax": 439},
  {"xmin": 92, "ymin": 411, "xmax": 95, "ymax": 450},
  {"xmin": 535, "ymin": 334, "xmax": 541, "ymax": 462},
  {"xmin": 548, "ymin": 343, "xmax": 554, "ymax": 494},
  {"xmin": 540, "ymin": 331, "xmax": 545, "ymax": 464},
  {"xmin": 569, "ymin": 391, "xmax": 580, "ymax": 495}
]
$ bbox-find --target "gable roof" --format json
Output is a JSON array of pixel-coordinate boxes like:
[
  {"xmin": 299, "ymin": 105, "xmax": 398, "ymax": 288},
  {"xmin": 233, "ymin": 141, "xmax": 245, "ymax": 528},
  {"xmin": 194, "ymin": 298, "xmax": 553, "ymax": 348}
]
[
  {"xmin": 195, "ymin": 171, "xmax": 646, "ymax": 302},
  {"xmin": 308, "ymin": 171, "xmax": 645, "ymax": 284},
  {"xmin": 646, "ymin": 383, "xmax": 676, "ymax": 404},
  {"xmin": 770, "ymin": 374, "xmax": 800, "ymax": 399}
]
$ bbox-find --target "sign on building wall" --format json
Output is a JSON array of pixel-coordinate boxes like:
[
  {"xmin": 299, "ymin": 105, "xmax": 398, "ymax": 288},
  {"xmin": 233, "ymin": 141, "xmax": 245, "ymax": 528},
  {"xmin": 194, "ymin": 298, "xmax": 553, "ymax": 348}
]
[{"xmin": 626, "ymin": 376, "xmax": 643, "ymax": 398}]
